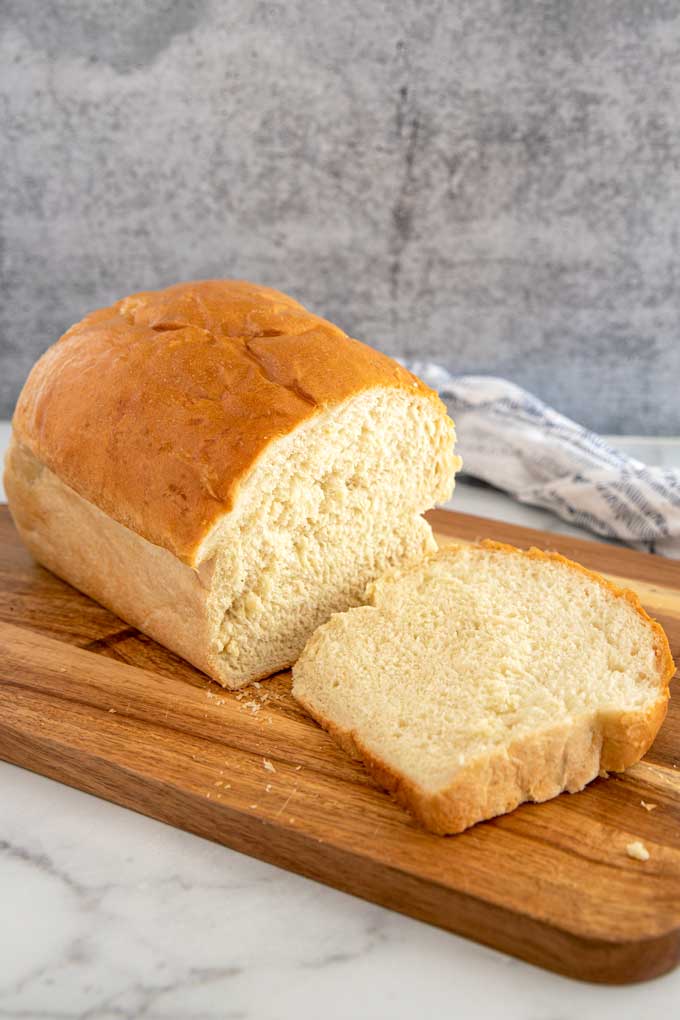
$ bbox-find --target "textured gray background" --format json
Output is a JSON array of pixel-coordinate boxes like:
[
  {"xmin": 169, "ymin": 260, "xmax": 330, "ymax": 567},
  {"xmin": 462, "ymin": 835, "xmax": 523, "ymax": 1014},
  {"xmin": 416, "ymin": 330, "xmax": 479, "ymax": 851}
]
[{"xmin": 2, "ymin": 1, "xmax": 680, "ymax": 432}]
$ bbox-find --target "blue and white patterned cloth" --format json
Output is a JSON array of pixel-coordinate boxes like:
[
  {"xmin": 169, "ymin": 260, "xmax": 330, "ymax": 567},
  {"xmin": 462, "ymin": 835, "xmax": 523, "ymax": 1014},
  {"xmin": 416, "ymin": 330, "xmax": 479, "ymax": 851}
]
[{"xmin": 406, "ymin": 364, "xmax": 680, "ymax": 558}]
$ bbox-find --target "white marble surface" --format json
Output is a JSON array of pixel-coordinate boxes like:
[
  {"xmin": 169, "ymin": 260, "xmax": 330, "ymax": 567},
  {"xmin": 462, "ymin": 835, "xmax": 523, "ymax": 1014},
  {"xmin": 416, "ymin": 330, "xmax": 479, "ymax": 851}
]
[{"xmin": 2, "ymin": 427, "xmax": 680, "ymax": 1019}]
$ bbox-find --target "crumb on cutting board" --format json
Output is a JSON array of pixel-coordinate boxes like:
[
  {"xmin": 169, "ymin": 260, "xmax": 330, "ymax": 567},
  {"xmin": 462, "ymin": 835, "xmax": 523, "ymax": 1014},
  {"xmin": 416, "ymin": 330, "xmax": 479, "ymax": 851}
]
[
  {"xmin": 640, "ymin": 800, "xmax": 658, "ymax": 812},
  {"xmin": 263, "ymin": 758, "xmax": 276, "ymax": 772},
  {"xmin": 626, "ymin": 840, "xmax": 650, "ymax": 861}
]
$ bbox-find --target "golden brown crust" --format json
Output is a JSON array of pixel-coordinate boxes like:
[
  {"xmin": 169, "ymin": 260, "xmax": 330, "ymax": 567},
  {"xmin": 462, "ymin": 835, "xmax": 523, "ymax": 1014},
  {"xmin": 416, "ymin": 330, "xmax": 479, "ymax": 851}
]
[
  {"xmin": 12, "ymin": 279, "xmax": 440, "ymax": 565},
  {"xmin": 295, "ymin": 541, "xmax": 675, "ymax": 835},
  {"xmin": 4, "ymin": 437, "xmax": 218, "ymax": 675},
  {"xmin": 4, "ymin": 437, "xmax": 299, "ymax": 689},
  {"xmin": 297, "ymin": 706, "xmax": 602, "ymax": 835}
]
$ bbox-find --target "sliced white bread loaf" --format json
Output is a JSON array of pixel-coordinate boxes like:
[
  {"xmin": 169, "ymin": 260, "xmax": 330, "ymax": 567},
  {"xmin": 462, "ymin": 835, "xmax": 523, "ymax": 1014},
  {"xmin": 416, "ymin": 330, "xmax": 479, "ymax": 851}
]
[
  {"xmin": 5, "ymin": 280, "xmax": 460, "ymax": 689},
  {"xmin": 293, "ymin": 541, "xmax": 675, "ymax": 834}
]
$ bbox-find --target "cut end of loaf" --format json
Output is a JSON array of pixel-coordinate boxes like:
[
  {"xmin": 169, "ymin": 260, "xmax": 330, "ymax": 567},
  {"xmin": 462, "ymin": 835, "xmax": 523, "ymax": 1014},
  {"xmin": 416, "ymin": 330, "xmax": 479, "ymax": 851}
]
[
  {"xmin": 204, "ymin": 388, "xmax": 460, "ymax": 688},
  {"xmin": 292, "ymin": 542, "xmax": 675, "ymax": 834}
]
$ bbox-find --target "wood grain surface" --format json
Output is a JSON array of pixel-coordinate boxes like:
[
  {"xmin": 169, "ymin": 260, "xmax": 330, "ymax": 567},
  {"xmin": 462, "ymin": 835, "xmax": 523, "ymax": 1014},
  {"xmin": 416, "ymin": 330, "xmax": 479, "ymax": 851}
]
[{"xmin": 1, "ymin": 504, "xmax": 679, "ymax": 984}]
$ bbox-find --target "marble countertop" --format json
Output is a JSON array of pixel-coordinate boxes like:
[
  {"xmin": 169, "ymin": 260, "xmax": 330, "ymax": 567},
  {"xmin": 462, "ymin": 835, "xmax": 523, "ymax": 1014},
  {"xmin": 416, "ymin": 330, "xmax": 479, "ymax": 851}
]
[{"xmin": 2, "ymin": 427, "xmax": 680, "ymax": 1019}]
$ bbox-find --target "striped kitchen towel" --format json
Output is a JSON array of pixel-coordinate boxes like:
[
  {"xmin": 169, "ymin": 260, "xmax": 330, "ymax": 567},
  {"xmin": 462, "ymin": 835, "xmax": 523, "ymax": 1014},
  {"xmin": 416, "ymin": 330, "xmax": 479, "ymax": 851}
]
[{"xmin": 406, "ymin": 364, "xmax": 680, "ymax": 558}]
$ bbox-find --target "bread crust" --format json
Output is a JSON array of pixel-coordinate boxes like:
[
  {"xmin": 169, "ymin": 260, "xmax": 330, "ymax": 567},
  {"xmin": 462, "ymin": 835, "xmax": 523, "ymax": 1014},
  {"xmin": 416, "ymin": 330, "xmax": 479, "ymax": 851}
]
[
  {"xmin": 294, "ymin": 542, "xmax": 675, "ymax": 835},
  {"xmin": 4, "ymin": 437, "xmax": 220, "ymax": 676},
  {"xmin": 10, "ymin": 280, "xmax": 442, "ymax": 566}
]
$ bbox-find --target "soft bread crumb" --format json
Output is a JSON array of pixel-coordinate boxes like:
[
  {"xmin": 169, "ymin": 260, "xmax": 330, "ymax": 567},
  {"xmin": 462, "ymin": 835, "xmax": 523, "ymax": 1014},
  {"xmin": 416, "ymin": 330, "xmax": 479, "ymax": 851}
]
[
  {"xmin": 640, "ymin": 800, "xmax": 658, "ymax": 812},
  {"xmin": 293, "ymin": 542, "xmax": 673, "ymax": 835},
  {"xmin": 626, "ymin": 840, "xmax": 650, "ymax": 861},
  {"xmin": 207, "ymin": 388, "xmax": 458, "ymax": 687},
  {"xmin": 263, "ymin": 759, "xmax": 276, "ymax": 772}
]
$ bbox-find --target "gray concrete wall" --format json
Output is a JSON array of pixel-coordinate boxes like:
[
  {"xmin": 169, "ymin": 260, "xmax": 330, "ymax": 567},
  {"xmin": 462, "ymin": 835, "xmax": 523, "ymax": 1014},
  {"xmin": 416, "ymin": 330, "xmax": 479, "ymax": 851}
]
[{"xmin": 2, "ymin": 1, "xmax": 680, "ymax": 433}]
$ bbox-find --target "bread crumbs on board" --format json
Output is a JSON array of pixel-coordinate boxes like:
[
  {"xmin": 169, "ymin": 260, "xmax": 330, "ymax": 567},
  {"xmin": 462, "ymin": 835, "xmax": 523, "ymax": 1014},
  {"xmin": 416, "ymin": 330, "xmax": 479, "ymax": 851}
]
[
  {"xmin": 640, "ymin": 800, "xmax": 658, "ymax": 812},
  {"xmin": 626, "ymin": 840, "xmax": 650, "ymax": 861},
  {"xmin": 263, "ymin": 759, "xmax": 276, "ymax": 772}
]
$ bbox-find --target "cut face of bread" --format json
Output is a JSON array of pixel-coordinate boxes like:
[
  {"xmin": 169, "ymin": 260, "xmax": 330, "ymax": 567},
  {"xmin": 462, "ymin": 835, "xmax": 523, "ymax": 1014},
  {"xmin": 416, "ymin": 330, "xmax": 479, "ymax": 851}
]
[
  {"xmin": 202, "ymin": 387, "xmax": 458, "ymax": 683},
  {"xmin": 6, "ymin": 387, "xmax": 458, "ymax": 688},
  {"xmin": 293, "ymin": 542, "xmax": 674, "ymax": 834}
]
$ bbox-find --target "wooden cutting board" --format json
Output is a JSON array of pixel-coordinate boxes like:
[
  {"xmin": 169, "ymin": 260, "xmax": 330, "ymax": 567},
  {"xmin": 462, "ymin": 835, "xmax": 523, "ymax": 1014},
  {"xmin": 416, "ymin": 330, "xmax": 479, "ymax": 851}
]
[{"xmin": 1, "ymin": 503, "xmax": 679, "ymax": 985}]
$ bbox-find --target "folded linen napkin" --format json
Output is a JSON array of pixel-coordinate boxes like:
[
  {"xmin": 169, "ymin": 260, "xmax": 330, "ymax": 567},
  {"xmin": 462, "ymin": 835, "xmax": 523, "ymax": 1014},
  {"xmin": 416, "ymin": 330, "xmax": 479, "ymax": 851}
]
[{"xmin": 405, "ymin": 364, "xmax": 680, "ymax": 558}]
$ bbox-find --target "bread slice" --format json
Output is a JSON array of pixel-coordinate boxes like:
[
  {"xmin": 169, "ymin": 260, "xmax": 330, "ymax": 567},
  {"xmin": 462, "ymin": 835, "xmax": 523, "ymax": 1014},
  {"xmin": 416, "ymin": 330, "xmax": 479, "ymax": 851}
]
[
  {"xmin": 5, "ymin": 280, "xmax": 460, "ymax": 689},
  {"xmin": 293, "ymin": 541, "xmax": 674, "ymax": 834}
]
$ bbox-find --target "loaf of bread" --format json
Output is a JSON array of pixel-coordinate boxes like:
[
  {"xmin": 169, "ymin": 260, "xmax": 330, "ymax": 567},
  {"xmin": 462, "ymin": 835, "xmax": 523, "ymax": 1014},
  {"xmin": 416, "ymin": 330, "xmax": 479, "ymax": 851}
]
[
  {"xmin": 5, "ymin": 280, "xmax": 460, "ymax": 688},
  {"xmin": 293, "ymin": 541, "xmax": 674, "ymax": 833}
]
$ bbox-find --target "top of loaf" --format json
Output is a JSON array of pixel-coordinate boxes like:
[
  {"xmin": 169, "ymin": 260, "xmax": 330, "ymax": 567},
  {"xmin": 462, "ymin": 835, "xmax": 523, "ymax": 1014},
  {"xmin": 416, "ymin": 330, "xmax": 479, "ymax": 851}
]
[{"xmin": 12, "ymin": 279, "xmax": 444, "ymax": 564}]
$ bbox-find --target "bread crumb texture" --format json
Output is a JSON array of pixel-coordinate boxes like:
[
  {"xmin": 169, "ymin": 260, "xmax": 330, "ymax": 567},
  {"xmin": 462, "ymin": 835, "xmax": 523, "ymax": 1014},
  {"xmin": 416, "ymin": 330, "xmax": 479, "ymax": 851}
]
[
  {"xmin": 207, "ymin": 384, "xmax": 458, "ymax": 686},
  {"xmin": 626, "ymin": 840, "xmax": 651, "ymax": 861},
  {"xmin": 293, "ymin": 542, "xmax": 674, "ymax": 834}
]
